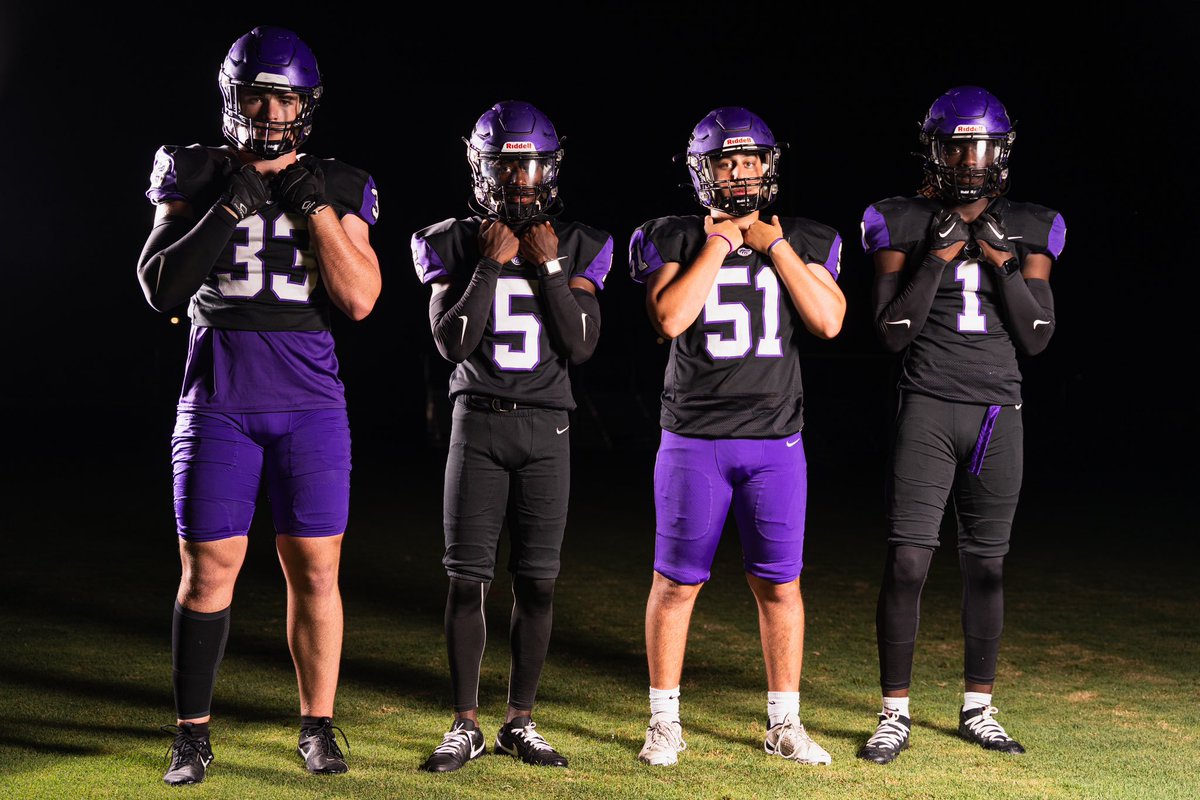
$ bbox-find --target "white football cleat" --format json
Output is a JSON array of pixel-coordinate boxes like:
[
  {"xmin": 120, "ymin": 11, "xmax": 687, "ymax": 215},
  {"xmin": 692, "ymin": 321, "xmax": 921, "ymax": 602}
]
[
  {"xmin": 764, "ymin": 712, "xmax": 831, "ymax": 765},
  {"xmin": 638, "ymin": 712, "xmax": 686, "ymax": 766}
]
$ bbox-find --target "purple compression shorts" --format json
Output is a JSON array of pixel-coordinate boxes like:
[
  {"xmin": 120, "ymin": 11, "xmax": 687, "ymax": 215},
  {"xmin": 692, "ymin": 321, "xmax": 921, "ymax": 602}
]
[
  {"xmin": 653, "ymin": 429, "xmax": 808, "ymax": 585},
  {"xmin": 171, "ymin": 409, "xmax": 351, "ymax": 541}
]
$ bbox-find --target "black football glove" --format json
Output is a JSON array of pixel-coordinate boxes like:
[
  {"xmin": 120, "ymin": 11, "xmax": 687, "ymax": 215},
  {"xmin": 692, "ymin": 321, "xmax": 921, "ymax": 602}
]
[
  {"xmin": 971, "ymin": 212, "xmax": 1013, "ymax": 253},
  {"xmin": 928, "ymin": 209, "xmax": 971, "ymax": 253},
  {"xmin": 216, "ymin": 163, "xmax": 270, "ymax": 221},
  {"xmin": 276, "ymin": 161, "xmax": 328, "ymax": 216}
]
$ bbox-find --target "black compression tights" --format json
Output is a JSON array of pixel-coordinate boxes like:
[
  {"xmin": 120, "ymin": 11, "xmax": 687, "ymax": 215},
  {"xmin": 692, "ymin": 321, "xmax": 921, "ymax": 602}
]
[
  {"xmin": 877, "ymin": 545, "xmax": 1006, "ymax": 691},
  {"xmin": 445, "ymin": 576, "xmax": 557, "ymax": 713}
]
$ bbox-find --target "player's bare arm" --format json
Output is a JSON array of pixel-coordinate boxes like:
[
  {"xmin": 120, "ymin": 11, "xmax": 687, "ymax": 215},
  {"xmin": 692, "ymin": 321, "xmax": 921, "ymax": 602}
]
[
  {"xmin": 645, "ymin": 216, "xmax": 741, "ymax": 339},
  {"xmin": 308, "ymin": 209, "xmax": 380, "ymax": 321},
  {"xmin": 746, "ymin": 215, "xmax": 844, "ymax": 339}
]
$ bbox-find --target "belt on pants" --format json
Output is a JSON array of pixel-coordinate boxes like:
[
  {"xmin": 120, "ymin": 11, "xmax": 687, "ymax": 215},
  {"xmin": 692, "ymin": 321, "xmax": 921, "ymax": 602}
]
[{"xmin": 461, "ymin": 395, "xmax": 527, "ymax": 413}]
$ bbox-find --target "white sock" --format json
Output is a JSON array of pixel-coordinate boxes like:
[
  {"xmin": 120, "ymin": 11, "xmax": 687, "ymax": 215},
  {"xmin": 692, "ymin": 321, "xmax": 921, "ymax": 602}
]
[
  {"xmin": 882, "ymin": 696, "xmax": 910, "ymax": 718},
  {"xmin": 767, "ymin": 691, "xmax": 799, "ymax": 727},
  {"xmin": 649, "ymin": 686, "xmax": 680, "ymax": 722},
  {"xmin": 963, "ymin": 691, "xmax": 992, "ymax": 711}
]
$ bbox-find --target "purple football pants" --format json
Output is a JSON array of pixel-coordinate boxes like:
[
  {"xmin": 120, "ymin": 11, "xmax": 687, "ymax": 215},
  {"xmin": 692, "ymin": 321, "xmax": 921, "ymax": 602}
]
[
  {"xmin": 653, "ymin": 429, "xmax": 808, "ymax": 585},
  {"xmin": 171, "ymin": 409, "xmax": 351, "ymax": 541}
]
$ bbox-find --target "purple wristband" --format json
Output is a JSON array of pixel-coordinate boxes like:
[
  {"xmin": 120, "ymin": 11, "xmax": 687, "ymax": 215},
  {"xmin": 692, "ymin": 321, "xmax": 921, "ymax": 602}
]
[
  {"xmin": 767, "ymin": 237, "xmax": 786, "ymax": 252},
  {"xmin": 707, "ymin": 233, "xmax": 733, "ymax": 253}
]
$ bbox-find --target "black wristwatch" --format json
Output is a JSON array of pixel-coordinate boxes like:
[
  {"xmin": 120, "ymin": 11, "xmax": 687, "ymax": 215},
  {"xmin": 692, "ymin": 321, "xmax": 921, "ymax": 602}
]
[{"xmin": 997, "ymin": 256, "xmax": 1021, "ymax": 277}]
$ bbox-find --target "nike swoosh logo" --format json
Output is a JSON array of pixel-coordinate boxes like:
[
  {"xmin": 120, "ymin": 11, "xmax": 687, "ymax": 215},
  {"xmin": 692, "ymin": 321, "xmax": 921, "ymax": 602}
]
[
  {"xmin": 986, "ymin": 221, "xmax": 1005, "ymax": 240},
  {"xmin": 1007, "ymin": 235, "xmax": 1023, "ymax": 240},
  {"xmin": 581, "ymin": 313, "xmax": 588, "ymax": 340},
  {"xmin": 459, "ymin": 316, "xmax": 469, "ymax": 344},
  {"xmin": 938, "ymin": 223, "xmax": 957, "ymax": 237},
  {"xmin": 885, "ymin": 319, "xmax": 911, "ymax": 327},
  {"xmin": 1033, "ymin": 320, "xmax": 1051, "ymax": 329},
  {"xmin": 556, "ymin": 426, "xmax": 570, "ymax": 435},
  {"xmin": 1015, "ymin": 404, "xmax": 1023, "ymax": 410},
  {"xmin": 786, "ymin": 438, "xmax": 801, "ymax": 448}
]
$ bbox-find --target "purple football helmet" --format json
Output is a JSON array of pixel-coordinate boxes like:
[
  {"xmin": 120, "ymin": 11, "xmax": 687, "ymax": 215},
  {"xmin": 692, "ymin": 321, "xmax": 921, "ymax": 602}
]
[
  {"xmin": 684, "ymin": 107, "xmax": 782, "ymax": 216},
  {"xmin": 919, "ymin": 86, "xmax": 1015, "ymax": 202},
  {"xmin": 220, "ymin": 26, "xmax": 322, "ymax": 159},
  {"xmin": 466, "ymin": 101, "xmax": 564, "ymax": 222}
]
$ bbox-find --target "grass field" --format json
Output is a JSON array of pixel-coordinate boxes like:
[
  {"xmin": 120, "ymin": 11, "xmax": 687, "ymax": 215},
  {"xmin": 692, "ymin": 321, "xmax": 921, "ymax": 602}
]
[{"xmin": 1, "ymin": 438, "xmax": 1196, "ymax": 800}]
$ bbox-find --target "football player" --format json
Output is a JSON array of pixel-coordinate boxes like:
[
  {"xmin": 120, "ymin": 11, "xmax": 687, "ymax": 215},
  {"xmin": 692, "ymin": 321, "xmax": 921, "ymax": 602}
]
[
  {"xmin": 856, "ymin": 86, "xmax": 1065, "ymax": 765},
  {"xmin": 410, "ymin": 100, "xmax": 612, "ymax": 773},
  {"xmin": 137, "ymin": 26, "xmax": 381, "ymax": 784},
  {"xmin": 629, "ymin": 107, "xmax": 845, "ymax": 767}
]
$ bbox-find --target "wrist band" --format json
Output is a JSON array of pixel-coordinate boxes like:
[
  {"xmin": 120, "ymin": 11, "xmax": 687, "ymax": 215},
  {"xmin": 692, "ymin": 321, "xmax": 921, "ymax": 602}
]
[
  {"xmin": 767, "ymin": 237, "xmax": 785, "ymax": 252},
  {"xmin": 707, "ymin": 233, "xmax": 733, "ymax": 253}
]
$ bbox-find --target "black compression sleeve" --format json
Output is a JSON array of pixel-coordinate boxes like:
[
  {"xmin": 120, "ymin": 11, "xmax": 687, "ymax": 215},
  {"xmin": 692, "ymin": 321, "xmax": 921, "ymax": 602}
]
[
  {"xmin": 137, "ymin": 208, "xmax": 237, "ymax": 312},
  {"xmin": 428, "ymin": 258, "xmax": 503, "ymax": 363},
  {"xmin": 539, "ymin": 271, "xmax": 601, "ymax": 365},
  {"xmin": 873, "ymin": 253, "xmax": 948, "ymax": 352},
  {"xmin": 995, "ymin": 272, "xmax": 1055, "ymax": 356}
]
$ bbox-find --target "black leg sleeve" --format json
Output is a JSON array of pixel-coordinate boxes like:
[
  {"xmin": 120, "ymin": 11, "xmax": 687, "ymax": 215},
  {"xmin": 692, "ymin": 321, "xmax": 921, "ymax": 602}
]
[
  {"xmin": 446, "ymin": 577, "xmax": 490, "ymax": 713},
  {"xmin": 961, "ymin": 553, "xmax": 1005, "ymax": 685},
  {"xmin": 172, "ymin": 602, "xmax": 231, "ymax": 720},
  {"xmin": 507, "ymin": 576, "xmax": 556, "ymax": 712},
  {"xmin": 877, "ymin": 545, "xmax": 935, "ymax": 692}
]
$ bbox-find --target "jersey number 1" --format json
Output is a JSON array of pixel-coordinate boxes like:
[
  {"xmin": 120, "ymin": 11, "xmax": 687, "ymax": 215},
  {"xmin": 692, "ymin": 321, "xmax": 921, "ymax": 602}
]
[{"xmin": 704, "ymin": 266, "xmax": 783, "ymax": 359}]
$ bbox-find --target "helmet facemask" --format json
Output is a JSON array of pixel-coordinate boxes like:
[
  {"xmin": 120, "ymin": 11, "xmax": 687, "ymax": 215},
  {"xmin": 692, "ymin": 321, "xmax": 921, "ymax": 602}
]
[
  {"xmin": 467, "ymin": 145, "xmax": 563, "ymax": 223},
  {"xmin": 221, "ymin": 76, "xmax": 321, "ymax": 159},
  {"xmin": 688, "ymin": 146, "xmax": 781, "ymax": 217},
  {"xmin": 923, "ymin": 132, "xmax": 1014, "ymax": 202}
]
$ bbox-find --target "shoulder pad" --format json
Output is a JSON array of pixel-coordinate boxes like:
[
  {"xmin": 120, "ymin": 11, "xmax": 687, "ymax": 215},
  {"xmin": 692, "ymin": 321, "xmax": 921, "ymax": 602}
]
[
  {"xmin": 554, "ymin": 221, "xmax": 614, "ymax": 290},
  {"xmin": 411, "ymin": 217, "xmax": 481, "ymax": 284},
  {"xmin": 992, "ymin": 198, "xmax": 1066, "ymax": 260},
  {"xmin": 146, "ymin": 144, "xmax": 229, "ymax": 206},
  {"xmin": 781, "ymin": 217, "xmax": 843, "ymax": 281},
  {"xmin": 861, "ymin": 196, "xmax": 939, "ymax": 255},
  {"xmin": 306, "ymin": 156, "xmax": 379, "ymax": 226},
  {"xmin": 628, "ymin": 215, "xmax": 703, "ymax": 283}
]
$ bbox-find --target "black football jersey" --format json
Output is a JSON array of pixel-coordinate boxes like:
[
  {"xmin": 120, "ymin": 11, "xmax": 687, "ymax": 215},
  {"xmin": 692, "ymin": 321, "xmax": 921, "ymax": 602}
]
[
  {"xmin": 146, "ymin": 144, "xmax": 380, "ymax": 331},
  {"xmin": 629, "ymin": 215, "xmax": 843, "ymax": 438},
  {"xmin": 862, "ymin": 196, "xmax": 1066, "ymax": 405},
  {"xmin": 411, "ymin": 217, "xmax": 614, "ymax": 410}
]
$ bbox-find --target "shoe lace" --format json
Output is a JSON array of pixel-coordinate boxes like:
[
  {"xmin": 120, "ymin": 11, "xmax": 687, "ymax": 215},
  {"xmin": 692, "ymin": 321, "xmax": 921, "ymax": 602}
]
[
  {"xmin": 432, "ymin": 726, "xmax": 476, "ymax": 756},
  {"xmin": 963, "ymin": 706, "xmax": 1012, "ymax": 742},
  {"xmin": 866, "ymin": 710, "xmax": 909, "ymax": 749},
  {"xmin": 304, "ymin": 720, "xmax": 350, "ymax": 760},
  {"xmin": 775, "ymin": 715, "xmax": 815, "ymax": 749},
  {"xmin": 161, "ymin": 724, "xmax": 208, "ymax": 769},
  {"xmin": 510, "ymin": 721, "xmax": 554, "ymax": 752},
  {"xmin": 646, "ymin": 719, "xmax": 685, "ymax": 752}
]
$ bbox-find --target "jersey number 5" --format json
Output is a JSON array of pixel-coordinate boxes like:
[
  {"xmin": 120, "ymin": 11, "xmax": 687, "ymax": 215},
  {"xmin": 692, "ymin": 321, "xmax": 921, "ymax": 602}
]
[
  {"xmin": 493, "ymin": 277, "xmax": 541, "ymax": 370},
  {"xmin": 704, "ymin": 266, "xmax": 783, "ymax": 359},
  {"xmin": 217, "ymin": 213, "xmax": 318, "ymax": 302}
]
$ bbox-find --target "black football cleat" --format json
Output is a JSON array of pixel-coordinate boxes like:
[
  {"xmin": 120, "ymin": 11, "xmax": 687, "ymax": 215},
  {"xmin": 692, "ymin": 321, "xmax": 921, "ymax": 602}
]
[
  {"xmin": 162, "ymin": 723, "xmax": 214, "ymax": 785},
  {"xmin": 298, "ymin": 717, "xmax": 349, "ymax": 774},
  {"xmin": 420, "ymin": 718, "xmax": 486, "ymax": 773},
  {"xmin": 494, "ymin": 717, "xmax": 568, "ymax": 767},
  {"xmin": 959, "ymin": 705, "xmax": 1026, "ymax": 754},
  {"xmin": 856, "ymin": 709, "xmax": 911, "ymax": 765}
]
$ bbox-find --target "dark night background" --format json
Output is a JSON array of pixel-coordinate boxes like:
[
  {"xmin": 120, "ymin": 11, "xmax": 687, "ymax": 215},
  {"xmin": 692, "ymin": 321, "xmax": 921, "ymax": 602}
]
[{"xmin": 0, "ymin": 6, "xmax": 1192, "ymax": 538}]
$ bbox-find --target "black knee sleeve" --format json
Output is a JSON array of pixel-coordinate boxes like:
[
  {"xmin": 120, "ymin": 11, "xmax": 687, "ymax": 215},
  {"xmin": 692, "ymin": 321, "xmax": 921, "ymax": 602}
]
[
  {"xmin": 172, "ymin": 602, "xmax": 231, "ymax": 720},
  {"xmin": 961, "ymin": 553, "xmax": 1004, "ymax": 685},
  {"xmin": 446, "ymin": 578, "xmax": 490, "ymax": 713},
  {"xmin": 877, "ymin": 545, "xmax": 934, "ymax": 692},
  {"xmin": 508, "ymin": 576, "xmax": 556, "ymax": 711}
]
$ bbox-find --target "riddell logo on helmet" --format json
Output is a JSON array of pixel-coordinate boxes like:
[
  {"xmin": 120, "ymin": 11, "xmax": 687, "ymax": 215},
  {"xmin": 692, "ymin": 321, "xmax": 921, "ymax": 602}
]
[
  {"xmin": 954, "ymin": 125, "xmax": 987, "ymax": 133},
  {"xmin": 723, "ymin": 136, "xmax": 756, "ymax": 147},
  {"xmin": 502, "ymin": 142, "xmax": 536, "ymax": 152}
]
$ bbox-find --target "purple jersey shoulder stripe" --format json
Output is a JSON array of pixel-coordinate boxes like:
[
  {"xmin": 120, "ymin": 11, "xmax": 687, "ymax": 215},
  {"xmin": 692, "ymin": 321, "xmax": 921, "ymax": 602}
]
[
  {"xmin": 146, "ymin": 147, "xmax": 184, "ymax": 204},
  {"xmin": 822, "ymin": 233, "xmax": 843, "ymax": 281},
  {"xmin": 861, "ymin": 204, "xmax": 889, "ymax": 254},
  {"xmin": 1047, "ymin": 213, "xmax": 1066, "ymax": 259},
  {"xmin": 628, "ymin": 228, "xmax": 667, "ymax": 284},
  {"xmin": 411, "ymin": 234, "xmax": 448, "ymax": 284},
  {"xmin": 358, "ymin": 175, "xmax": 380, "ymax": 226},
  {"xmin": 580, "ymin": 235, "xmax": 614, "ymax": 290}
]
